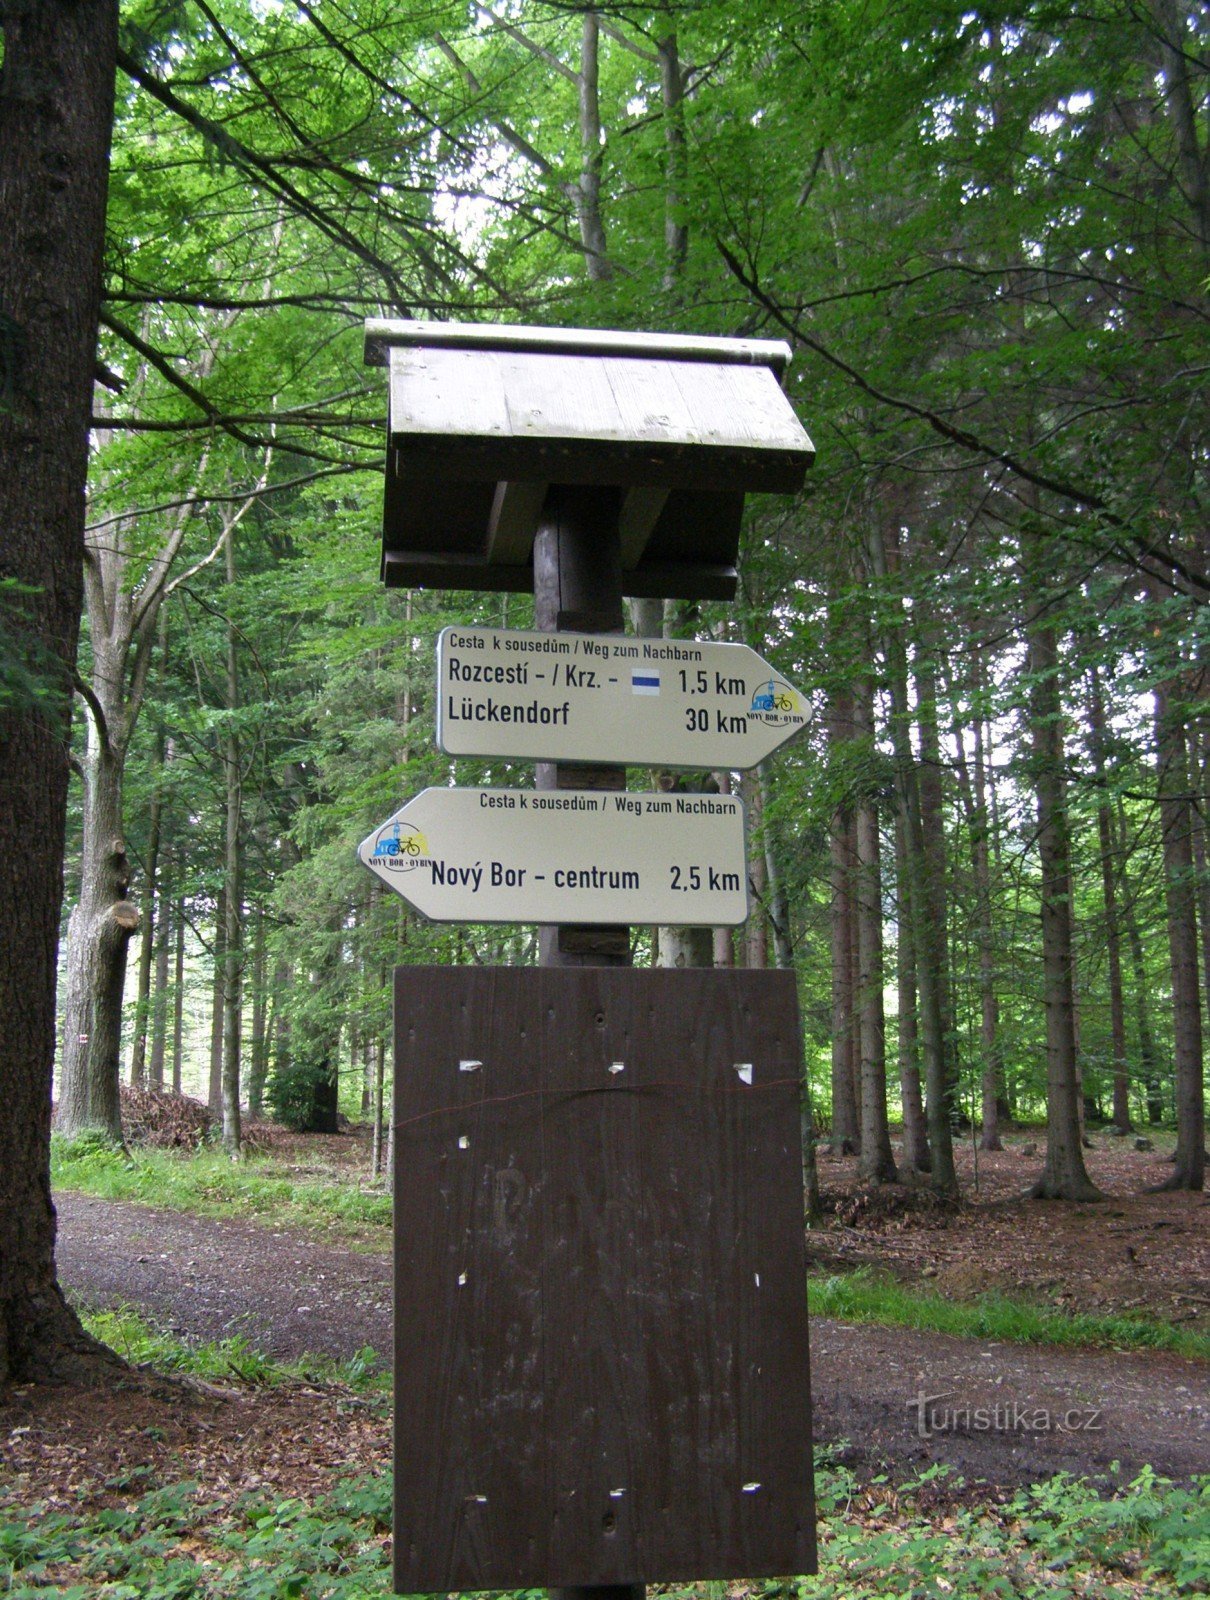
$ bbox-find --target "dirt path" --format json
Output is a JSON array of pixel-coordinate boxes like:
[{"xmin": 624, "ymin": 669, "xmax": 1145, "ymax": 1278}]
[{"xmin": 55, "ymin": 1192, "xmax": 1208, "ymax": 1487}]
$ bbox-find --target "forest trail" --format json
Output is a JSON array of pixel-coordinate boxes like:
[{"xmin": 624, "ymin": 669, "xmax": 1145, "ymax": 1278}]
[{"xmin": 56, "ymin": 1191, "xmax": 1208, "ymax": 1488}]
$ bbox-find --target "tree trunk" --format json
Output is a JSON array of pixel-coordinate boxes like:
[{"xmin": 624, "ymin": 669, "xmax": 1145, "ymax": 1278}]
[
  {"xmin": 868, "ymin": 525, "xmax": 956, "ymax": 1193},
  {"xmin": 854, "ymin": 678, "xmax": 897, "ymax": 1184},
  {"xmin": 1022, "ymin": 540, "xmax": 1101, "ymax": 1201},
  {"xmin": 950, "ymin": 655, "xmax": 1005, "ymax": 1150},
  {"xmin": 914, "ymin": 653, "xmax": 960, "ymax": 1125},
  {"xmin": 894, "ymin": 813, "xmax": 930, "ymax": 1171},
  {"xmin": 577, "ymin": 10, "xmax": 611, "ymax": 280},
  {"xmin": 759, "ymin": 761, "xmax": 795, "ymax": 971},
  {"xmin": 208, "ymin": 887, "xmax": 226, "ymax": 1115},
  {"xmin": 148, "ymin": 849, "xmax": 171, "ymax": 1092},
  {"xmin": 1152, "ymin": 679, "xmax": 1205, "ymax": 1190},
  {"xmin": 171, "ymin": 893, "xmax": 185, "ymax": 1095},
  {"xmin": 221, "ymin": 538, "xmax": 242, "ymax": 1158},
  {"xmin": 248, "ymin": 905, "xmax": 268, "ymax": 1118},
  {"xmin": 128, "ymin": 725, "xmax": 165, "ymax": 1087},
  {"xmin": 742, "ymin": 768, "xmax": 769, "ymax": 969},
  {"xmin": 1115, "ymin": 797, "xmax": 1165, "ymax": 1123},
  {"xmin": 827, "ymin": 683, "xmax": 859, "ymax": 1156},
  {"xmin": 0, "ymin": 0, "xmax": 123, "ymax": 1389},
  {"xmin": 657, "ymin": 29, "xmax": 688, "ymax": 293},
  {"xmin": 57, "ymin": 743, "xmax": 138, "ymax": 1139},
  {"xmin": 1088, "ymin": 668, "xmax": 1131, "ymax": 1133}
]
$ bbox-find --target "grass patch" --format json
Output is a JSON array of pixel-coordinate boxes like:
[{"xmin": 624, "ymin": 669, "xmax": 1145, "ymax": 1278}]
[
  {"xmin": 74, "ymin": 1302, "xmax": 387, "ymax": 1392},
  {"xmin": 809, "ymin": 1265, "xmax": 1210, "ymax": 1362},
  {"xmin": 3, "ymin": 1456, "xmax": 1206, "ymax": 1597},
  {"xmin": 51, "ymin": 1133, "xmax": 391, "ymax": 1248}
]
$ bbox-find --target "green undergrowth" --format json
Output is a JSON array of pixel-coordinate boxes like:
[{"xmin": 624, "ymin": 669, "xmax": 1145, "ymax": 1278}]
[
  {"xmin": 51, "ymin": 1134, "xmax": 392, "ymax": 1247},
  {"xmin": 2, "ymin": 1456, "xmax": 1206, "ymax": 1598},
  {"xmin": 808, "ymin": 1266, "xmax": 1210, "ymax": 1363},
  {"xmin": 75, "ymin": 1304, "xmax": 387, "ymax": 1392}
]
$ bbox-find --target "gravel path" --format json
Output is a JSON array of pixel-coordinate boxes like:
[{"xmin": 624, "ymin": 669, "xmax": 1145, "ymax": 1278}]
[{"xmin": 55, "ymin": 1191, "xmax": 1208, "ymax": 1486}]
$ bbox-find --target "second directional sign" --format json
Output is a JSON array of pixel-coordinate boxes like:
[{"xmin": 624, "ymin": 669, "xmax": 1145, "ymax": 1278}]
[
  {"xmin": 359, "ymin": 787, "xmax": 748, "ymax": 925},
  {"xmin": 437, "ymin": 627, "xmax": 807, "ymax": 769}
]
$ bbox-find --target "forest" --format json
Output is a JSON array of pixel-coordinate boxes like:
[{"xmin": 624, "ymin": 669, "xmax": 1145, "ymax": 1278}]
[
  {"xmin": 38, "ymin": 0, "xmax": 1205, "ymax": 1198},
  {"xmin": 1, "ymin": 0, "xmax": 1207, "ymax": 1596}
]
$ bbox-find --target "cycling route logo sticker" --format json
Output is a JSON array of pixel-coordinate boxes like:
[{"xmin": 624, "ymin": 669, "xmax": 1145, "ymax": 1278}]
[
  {"xmin": 747, "ymin": 677, "xmax": 805, "ymax": 730},
  {"xmin": 370, "ymin": 818, "xmax": 430, "ymax": 872}
]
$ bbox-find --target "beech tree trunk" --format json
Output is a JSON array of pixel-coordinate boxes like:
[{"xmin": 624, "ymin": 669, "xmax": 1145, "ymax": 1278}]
[
  {"xmin": 128, "ymin": 726, "xmax": 165, "ymax": 1087},
  {"xmin": 0, "ymin": 0, "xmax": 122, "ymax": 1388},
  {"xmin": 57, "ymin": 742, "xmax": 138, "ymax": 1138}
]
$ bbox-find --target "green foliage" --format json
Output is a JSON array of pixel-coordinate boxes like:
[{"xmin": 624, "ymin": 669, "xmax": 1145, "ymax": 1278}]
[
  {"xmin": 4, "ymin": 1458, "xmax": 1204, "ymax": 1597},
  {"xmin": 808, "ymin": 1266, "xmax": 1210, "ymax": 1363}
]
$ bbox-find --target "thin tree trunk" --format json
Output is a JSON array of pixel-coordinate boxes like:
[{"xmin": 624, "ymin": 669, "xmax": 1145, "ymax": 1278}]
[
  {"xmin": 221, "ymin": 535, "xmax": 243, "ymax": 1158},
  {"xmin": 248, "ymin": 904, "xmax": 268, "ymax": 1118},
  {"xmin": 828, "ymin": 680, "xmax": 859, "ymax": 1156},
  {"xmin": 148, "ymin": 848, "xmax": 171, "ymax": 1092},
  {"xmin": 868, "ymin": 524, "xmax": 956, "ymax": 1193},
  {"xmin": 208, "ymin": 887, "xmax": 225, "ymax": 1116},
  {"xmin": 1115, "ymin": 797, "xmax": 1165, "ymax": 1123},
  {"xmin": 1152, "ymin": 678, "xmax": 1205, "ymax": 1189},
  {"xmin": 1022, "ymin": 536, "xmax": 1101, "ymax": 1201},
  {"xmin": 129, "ymin": 725, "xmax": 165, "ymax": 1087},
  {"xmin": 854, "ymin": 676, "xmax": 897, "ymax": 1184},
  {"xmin": 171, "ymin": 894, "xmax": 185, "ymax": 1095},
  {"xmin": 743, "ymin": 768, "xmax": 769, "ymax": 969},
  {"xmin": 371, "ymin": 1034, "xmax": 386, "ymax": 1179},
  {"xmin": 577, "ymin": 10, "xmax": 612, "ymax": 280},
  {"xmin": 949, "ymin": 653, "xmax": 1005, "ymax": 1151},
  {"xmin": 914, "ymin": 653, "xmax": 960, "ymax": 1126},
  {"xmin": 894, "ymin": 812, "xmax": 930, "ymax": 1171},
  {"xmin": 1088, "ymin": 667, "xmax": 1131, "ymax": 1132},
  {"xmin": 657, "ymin": 28, "xmax": 688, "ymax": 293}
]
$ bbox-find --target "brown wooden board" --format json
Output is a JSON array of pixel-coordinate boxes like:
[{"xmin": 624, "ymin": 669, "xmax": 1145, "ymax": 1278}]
[{"xmin": 393, "ymin": 966, "xmax": 816, "ymax": 1594}]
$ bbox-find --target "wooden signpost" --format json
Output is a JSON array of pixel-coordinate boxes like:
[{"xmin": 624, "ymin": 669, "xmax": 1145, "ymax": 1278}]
[{"xmin": 360, "ymin": 319, "xmax": 816, "ymax": 1600}]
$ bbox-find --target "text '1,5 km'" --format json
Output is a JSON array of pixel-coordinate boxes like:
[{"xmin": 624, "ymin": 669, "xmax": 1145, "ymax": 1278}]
[
  {"xmin": 357, "ymin": 787, "xmax": 748, "ymax": 925},
  {"xmin": 437, "ymin": 627, "xmax": 808, "ymax": 769}
]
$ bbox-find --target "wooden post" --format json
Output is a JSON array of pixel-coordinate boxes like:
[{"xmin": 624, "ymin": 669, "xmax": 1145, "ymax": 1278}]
[
  {"xmin": 535, "ymin": 486, "xmax": 641, "ymax": 1600},
  {"xmin": 534, "ymin": 485, "xmax": 630, "ymax": 970}
]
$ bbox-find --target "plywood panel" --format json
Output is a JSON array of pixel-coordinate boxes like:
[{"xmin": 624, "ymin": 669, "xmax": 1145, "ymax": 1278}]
[{"xmin": 392, "ymin": 967, "xmax": 815, "ymax": 1594}]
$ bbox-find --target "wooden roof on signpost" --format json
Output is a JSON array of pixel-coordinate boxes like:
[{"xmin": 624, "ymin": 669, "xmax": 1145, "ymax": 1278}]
[{"xmin": 364, "ymin": 319, "xmax": 814, "ymax": 600}]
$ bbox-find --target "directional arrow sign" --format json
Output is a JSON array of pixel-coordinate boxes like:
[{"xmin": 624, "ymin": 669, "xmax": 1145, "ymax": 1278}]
[
  {"xmin": 436, "ymin": 626, "xmax": 807, "ymax": 769},
  {"xmin": 357, "ymin": 787, "xmax": 748, "ymax": 925}
]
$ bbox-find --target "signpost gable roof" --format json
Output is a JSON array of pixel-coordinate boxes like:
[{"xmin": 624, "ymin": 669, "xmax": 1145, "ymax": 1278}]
[{"xmin": 365, "ymin": 319, "xmax": 814, "ymax": 600}]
